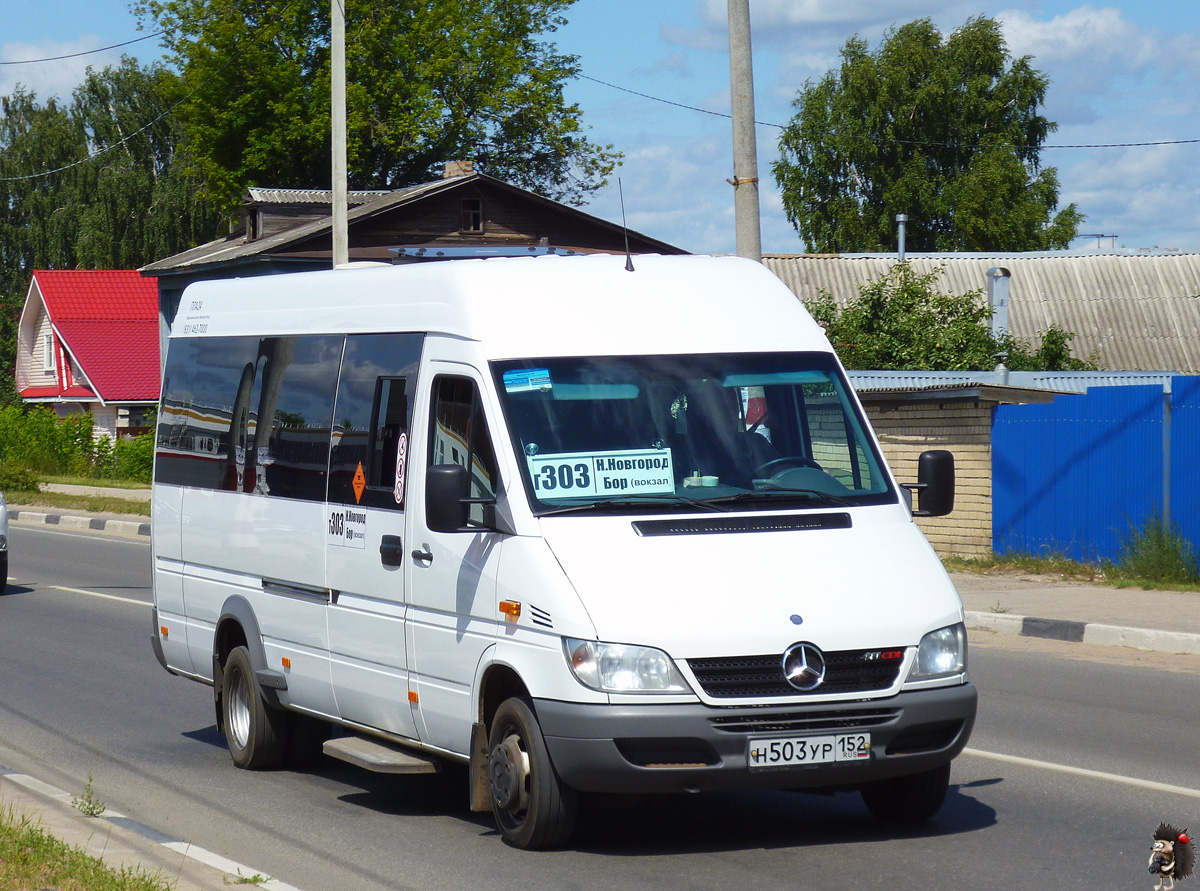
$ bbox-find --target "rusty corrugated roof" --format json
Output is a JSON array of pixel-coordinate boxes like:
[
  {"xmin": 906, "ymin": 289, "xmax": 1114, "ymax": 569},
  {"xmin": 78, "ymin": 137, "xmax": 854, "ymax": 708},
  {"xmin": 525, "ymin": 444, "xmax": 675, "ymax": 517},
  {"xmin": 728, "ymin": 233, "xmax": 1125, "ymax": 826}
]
[{"xmin": 764, "ymin": 253, "xmax": 1200, "ymax": 373}]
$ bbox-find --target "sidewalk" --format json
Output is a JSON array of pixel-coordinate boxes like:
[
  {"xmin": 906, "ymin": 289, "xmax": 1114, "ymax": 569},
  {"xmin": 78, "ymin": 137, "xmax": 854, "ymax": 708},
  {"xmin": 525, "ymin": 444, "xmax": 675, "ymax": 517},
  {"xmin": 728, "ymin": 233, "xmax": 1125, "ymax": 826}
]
[{"xmin": 952, "ymin": 571, "xmax": 1200, "ymax": 655}]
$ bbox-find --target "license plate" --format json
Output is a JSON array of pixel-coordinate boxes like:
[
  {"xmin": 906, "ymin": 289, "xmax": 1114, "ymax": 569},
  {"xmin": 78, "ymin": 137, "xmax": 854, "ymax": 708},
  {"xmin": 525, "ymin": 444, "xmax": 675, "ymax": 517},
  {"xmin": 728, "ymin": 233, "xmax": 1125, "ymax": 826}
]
[{"xmin": 747, "ymin": 732, "xmax": 871, "ymax": 770}]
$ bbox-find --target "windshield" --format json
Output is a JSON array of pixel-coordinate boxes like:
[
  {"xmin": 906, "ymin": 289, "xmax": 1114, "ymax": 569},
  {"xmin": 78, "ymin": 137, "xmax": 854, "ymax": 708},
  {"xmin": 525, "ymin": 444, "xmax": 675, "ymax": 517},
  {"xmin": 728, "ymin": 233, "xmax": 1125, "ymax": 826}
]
[{"xmin": 492, "ymin": 353, "xmax": 895, "ymax": 515}]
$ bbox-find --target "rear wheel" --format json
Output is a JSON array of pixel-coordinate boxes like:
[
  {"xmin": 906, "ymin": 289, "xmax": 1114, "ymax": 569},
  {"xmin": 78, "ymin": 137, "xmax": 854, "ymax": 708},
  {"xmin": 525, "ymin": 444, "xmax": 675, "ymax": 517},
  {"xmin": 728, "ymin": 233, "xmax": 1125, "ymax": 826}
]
[
  {"xmin": 488, "ymin": 697, "xmax": 577, "ymax": 849},
  {"xmin": 861, "ymin": 763, "xmax": 951, "ymax": 823},
  {"xmin": 222, "ymin": 646, "xmax": 288, "ymax": 769}
]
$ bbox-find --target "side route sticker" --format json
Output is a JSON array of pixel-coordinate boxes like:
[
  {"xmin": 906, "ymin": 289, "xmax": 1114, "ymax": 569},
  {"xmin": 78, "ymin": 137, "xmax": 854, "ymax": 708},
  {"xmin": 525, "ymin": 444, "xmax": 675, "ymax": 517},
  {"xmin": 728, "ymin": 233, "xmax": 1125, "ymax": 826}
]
[
  {"xmin": 527, "ymin": 448, "xmax": 674, "ymax": 498},
  {"xmin": 327, "ymin": 506, "xmax": 367, "ymax": 548}
]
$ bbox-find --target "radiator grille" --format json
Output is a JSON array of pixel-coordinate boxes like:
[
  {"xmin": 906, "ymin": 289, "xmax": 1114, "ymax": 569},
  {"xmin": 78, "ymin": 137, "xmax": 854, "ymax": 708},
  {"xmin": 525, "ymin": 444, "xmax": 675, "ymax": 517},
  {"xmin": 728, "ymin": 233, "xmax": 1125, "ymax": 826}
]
[{"xmin": 687, "ymin": 649, "xmax": 903, "ymax": 698}]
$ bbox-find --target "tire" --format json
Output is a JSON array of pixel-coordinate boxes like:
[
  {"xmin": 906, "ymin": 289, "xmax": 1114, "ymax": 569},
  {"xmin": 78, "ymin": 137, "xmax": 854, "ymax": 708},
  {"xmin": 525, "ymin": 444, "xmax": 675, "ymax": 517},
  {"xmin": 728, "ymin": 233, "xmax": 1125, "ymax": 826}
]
[
  {"xmin": 861, "ymin": 763, "xmax": 951, "ymax": 823},
  {"xmin": 221, "ymin": 645, "xmax": 288, "ymax": 770},
  {"xmin": 488, "ymin": 697, "xmax": 577, "ymax": 849}
]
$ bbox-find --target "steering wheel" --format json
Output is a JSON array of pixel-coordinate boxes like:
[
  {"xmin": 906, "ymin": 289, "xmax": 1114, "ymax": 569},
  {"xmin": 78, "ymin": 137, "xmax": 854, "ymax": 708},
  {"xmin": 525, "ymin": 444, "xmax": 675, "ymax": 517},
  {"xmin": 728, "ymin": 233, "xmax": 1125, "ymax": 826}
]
[{"xmin": 752, "ymin": 456, "xmax": 821, "ymax": 478}]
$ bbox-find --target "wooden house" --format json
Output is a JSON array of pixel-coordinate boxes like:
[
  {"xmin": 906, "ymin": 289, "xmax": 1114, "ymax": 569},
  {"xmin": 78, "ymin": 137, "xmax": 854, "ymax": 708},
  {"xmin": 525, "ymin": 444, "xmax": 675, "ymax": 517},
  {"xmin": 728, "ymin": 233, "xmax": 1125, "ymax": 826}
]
[
  {"xmin": 16, "ymin": 270, "xmax": 160, "ymax": 438},
  {"xmin": 142, "ymin": 164, "xmax": 686, "ymax": 340}
]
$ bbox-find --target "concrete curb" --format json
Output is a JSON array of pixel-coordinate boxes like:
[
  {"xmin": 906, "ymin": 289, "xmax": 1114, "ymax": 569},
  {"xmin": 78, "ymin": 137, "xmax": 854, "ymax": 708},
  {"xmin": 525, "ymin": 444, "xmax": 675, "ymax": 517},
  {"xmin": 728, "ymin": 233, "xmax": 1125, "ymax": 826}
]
[
  {"xmin": 8, "ymin": 509, "xmax": 150, "ymax": 539},
  {"xmin": 0, "ymin": 766, "xmax": 303, "ymax": 891},
  {"xmin": 965, "ymin": 610, "xmax": 1200, "ymax": 655}
]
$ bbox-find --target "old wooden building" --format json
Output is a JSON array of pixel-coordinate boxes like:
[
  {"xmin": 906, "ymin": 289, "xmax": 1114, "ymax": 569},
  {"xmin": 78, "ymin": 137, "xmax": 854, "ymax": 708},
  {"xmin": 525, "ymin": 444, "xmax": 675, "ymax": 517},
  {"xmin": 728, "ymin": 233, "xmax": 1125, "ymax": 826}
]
[{"xmin": 142, "ymin": 164, "xmax": 685, "ymax": 341}]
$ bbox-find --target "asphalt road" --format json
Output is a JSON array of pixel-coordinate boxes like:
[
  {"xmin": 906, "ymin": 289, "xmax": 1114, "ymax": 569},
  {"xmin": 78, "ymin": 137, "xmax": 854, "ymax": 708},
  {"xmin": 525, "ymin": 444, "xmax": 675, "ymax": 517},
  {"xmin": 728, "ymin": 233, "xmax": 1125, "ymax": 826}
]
[{"xmin": 2, "ymin": 524, "xmax": 1197, "ymax": 891}]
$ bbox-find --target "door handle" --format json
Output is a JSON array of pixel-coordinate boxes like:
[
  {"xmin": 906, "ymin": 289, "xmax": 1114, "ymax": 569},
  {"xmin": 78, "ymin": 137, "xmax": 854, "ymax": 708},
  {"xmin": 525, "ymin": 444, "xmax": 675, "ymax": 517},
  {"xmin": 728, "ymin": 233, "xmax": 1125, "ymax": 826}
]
[
  {"xmin": 411, "ymin": 546, "xmax": 433, "ymax": 564},
  {"xmin": 379, "ymin": 535, "xmax": 404, "ymax": 567}
]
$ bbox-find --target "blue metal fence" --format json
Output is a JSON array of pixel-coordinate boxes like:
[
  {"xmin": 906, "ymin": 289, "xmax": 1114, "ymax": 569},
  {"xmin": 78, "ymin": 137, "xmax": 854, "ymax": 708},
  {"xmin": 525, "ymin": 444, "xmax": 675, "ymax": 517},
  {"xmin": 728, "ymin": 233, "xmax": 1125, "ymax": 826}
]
[
  {"xmin": 1171, "ymin": 376, "xmax": 1200, "ymax": 559},
  {"xmin": 992, "ymin": 382, "xmax": 1195, "ymax": 562}
]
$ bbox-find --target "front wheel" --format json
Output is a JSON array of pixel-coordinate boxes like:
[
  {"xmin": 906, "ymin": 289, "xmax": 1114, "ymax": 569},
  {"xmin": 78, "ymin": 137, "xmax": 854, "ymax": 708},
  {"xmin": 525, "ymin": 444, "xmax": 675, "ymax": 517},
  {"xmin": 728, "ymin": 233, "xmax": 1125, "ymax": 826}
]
[
  {"xmin": 861, "ymin": 763, "xmax": 951, "ymax": 823},
  {"xmin": 488, "ymin": 697, "xmax": 577, "ymax": 849},
  {"xmin": 222, "ymin": 645, "xmax": 289, "ymax": 769}
]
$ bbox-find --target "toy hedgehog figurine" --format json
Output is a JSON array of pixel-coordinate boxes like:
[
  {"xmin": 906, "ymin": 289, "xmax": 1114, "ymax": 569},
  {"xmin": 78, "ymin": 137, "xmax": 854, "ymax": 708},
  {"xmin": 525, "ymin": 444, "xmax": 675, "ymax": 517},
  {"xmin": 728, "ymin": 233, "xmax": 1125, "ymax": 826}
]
[{"xmin": 1150, "ymin": 823, "xmax": 1196, "ymax": 890}]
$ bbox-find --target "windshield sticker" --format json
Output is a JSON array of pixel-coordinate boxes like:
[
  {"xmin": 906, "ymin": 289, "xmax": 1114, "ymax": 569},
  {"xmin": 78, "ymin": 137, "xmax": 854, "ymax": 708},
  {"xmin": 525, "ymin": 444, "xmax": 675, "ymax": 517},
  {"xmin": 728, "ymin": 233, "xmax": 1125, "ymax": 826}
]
[
  {"xmin": 503, "ymin": 368, "xmax": 553, "ymax": 394},
  {"xmin": 528, "ymin": 448, "xmax": 674, "ymax": 498}
]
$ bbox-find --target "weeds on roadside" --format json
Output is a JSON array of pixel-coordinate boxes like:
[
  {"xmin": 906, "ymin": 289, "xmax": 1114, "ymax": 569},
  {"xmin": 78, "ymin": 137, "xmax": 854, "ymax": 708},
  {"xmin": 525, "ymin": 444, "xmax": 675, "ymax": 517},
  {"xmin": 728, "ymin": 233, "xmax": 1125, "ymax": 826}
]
[
  {"xmin": 1108, "ymin": 513, "xmax": 1200, "ymax": 587},
  {"xmin": 0, "ymin": 802, "xmax": 171, "ymax": 890},
  {"xmin": 943, "ymin": 515, "xmax": 1200, "ymax": 592},
  {"xmin": 71, "ymin": 773, "xmax": 106, "ymax": 818}
]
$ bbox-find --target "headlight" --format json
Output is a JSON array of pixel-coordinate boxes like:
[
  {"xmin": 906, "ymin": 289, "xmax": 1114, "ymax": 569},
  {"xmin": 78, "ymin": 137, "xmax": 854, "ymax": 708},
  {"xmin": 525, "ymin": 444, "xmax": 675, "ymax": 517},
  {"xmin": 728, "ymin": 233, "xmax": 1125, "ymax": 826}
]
[
  {"xmin": 563, "ymin": 638, "xmax": 692, "ymax": 693},
  {"xmin": 907, "ymin": 623, "xmax": 967, "ymax": 682}
]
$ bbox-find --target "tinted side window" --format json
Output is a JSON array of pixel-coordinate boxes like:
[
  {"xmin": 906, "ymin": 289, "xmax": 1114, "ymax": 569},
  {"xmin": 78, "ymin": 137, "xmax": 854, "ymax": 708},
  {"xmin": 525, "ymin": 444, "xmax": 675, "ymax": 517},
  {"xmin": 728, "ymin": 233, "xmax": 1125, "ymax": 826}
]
[
  {"xmin": 156, "ymin": 336, "xmax": 264, "ymax": 490},
  {"xmin": 255, "ymin": 336, "xmax": 343, "ymax": 501},
  {"xmin": 430, "ymin": 376, "xmax": 499, "ymax": 524},
  {"xmin": 329, "ymin": 333, "xmax": 424, "ymax": 509},
  {"xmin": 156, "ymin": 335, "xmax": 342, "ymax": 501}
]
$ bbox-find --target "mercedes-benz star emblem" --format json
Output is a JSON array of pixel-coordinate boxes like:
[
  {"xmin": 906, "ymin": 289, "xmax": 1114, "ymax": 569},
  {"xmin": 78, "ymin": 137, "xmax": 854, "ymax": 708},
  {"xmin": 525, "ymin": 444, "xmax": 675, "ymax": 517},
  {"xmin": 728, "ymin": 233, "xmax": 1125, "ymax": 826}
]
[{"xmin": 781, "ymin": 642, "xmax": 826, "ymax": 691}]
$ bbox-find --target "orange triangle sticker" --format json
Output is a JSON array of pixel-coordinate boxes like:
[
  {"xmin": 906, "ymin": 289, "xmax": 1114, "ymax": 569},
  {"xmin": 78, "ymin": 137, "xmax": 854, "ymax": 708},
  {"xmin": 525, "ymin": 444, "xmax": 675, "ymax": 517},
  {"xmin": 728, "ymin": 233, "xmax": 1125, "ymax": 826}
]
[{"xmin": 353, "ymin": 461, "xmax": 366, "ymax": 503}]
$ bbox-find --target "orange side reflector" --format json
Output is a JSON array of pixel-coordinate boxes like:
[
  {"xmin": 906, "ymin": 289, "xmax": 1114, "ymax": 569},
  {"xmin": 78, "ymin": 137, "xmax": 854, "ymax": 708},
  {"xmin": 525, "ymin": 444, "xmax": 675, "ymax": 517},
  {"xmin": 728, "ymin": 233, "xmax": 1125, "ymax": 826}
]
[
  {"xmin": 281, "ymin": 657, "xmax": 292, "ymax": 669},
  {"xmin": 499, "ymin": 600, "xmax": 522, "ymax": 617},
  {"xmin": 408, "ymin": 690, "xmax": 419, "ymax": 703},
  {"xmin": 160, "ymin": 626, "xmax": 169, "ymax": 637}
]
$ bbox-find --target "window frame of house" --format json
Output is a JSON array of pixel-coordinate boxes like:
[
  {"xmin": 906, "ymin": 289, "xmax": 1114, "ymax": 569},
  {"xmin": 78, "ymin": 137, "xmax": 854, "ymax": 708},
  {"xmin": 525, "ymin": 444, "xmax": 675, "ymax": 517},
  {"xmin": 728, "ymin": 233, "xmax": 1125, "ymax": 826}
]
[
  {"xmin": 461, "ymin": 198, "xmax": 483, "ymax": 234},
  {"xmin": 43, "ymin": 333, "xmax": 55, "ymax": 373}
]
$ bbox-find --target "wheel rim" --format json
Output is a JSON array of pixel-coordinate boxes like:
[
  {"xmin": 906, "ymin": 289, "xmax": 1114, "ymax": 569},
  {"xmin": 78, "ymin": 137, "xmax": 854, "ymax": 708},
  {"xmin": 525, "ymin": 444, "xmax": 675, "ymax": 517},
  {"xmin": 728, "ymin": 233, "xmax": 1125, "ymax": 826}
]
[
  {"xmin": 490, "ymin": 731, "xmax": 531, "ymax": 827},
  {"xmin": 227, "ymin": 667, "xmax": 252, "ymax": 750}
]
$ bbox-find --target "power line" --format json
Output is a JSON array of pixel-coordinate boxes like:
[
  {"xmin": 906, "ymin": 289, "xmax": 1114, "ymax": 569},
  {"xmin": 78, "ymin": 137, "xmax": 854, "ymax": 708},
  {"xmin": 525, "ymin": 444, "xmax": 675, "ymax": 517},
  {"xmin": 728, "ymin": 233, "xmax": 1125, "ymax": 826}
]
[
  {"xmin": 577, "ymin": 72, "xmax": 1200, "ymax": 151},
  {"xmin": 0, "ymin": 31, "xmax": 166, "ymax": 66},
  {"xmin": 0, "ymin": 1, "xmax": 302, "ymax": 183}
]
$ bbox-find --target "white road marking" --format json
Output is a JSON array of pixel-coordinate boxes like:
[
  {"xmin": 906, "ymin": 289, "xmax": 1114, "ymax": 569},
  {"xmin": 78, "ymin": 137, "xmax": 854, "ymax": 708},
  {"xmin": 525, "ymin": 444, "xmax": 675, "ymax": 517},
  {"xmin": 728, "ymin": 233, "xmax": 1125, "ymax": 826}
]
[
  {"xmin": 964, "ymin": 747, "xmax": 1200, "ymax": 799},
  {"xmin": 46, "ymin": 584, "xmax": 149, "ymax": 607}
]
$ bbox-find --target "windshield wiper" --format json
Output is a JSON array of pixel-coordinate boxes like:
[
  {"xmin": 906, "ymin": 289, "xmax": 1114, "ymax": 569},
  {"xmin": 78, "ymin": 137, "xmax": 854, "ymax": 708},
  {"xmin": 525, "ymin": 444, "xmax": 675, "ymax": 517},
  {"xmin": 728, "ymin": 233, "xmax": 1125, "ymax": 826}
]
[
  {"xmin": 535, "ymin": 492, "xmax": 730, "ymax": 516},
  {"xmin": 706, "ymin": 488, "xmax": 854, "ymax": 508}
]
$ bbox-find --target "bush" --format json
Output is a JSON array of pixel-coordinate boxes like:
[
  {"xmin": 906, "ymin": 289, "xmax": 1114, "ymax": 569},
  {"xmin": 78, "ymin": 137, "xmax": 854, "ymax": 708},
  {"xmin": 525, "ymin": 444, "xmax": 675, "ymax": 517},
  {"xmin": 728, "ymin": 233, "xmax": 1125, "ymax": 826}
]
[
  {"xmin": 1114, "ymin": 513, "xmax": 1200, "ymax": 585},
  {"xmin": 0, "ymin": 464, "xmax": 40, "ymax": 492},
  {"xmin": 0, "ymin": 405, "xmax": 152, "ymax": 483}
]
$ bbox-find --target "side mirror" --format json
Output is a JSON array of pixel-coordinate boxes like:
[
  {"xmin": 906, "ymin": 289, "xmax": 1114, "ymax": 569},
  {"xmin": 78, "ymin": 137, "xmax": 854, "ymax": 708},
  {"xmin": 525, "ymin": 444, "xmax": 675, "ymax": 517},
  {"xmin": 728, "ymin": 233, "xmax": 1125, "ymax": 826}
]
[
  {"xmin": 426, "ymin": 464, "xmax": 470, "ymax": 532},
  {"xmin": 908, "ymin": 449, "xmax": 954, "ymax": 517}
]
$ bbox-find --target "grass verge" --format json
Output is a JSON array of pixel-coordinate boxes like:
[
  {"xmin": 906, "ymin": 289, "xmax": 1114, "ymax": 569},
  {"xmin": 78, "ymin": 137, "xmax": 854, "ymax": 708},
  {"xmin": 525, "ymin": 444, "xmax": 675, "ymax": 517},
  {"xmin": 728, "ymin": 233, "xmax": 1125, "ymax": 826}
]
[
  {"xmin": 943, "ymin": 552, "xmax": 1200, "ymax": 593},
  {"xmin": 0, "ymin": 805, "xmax": 172, "ymax": 891},
  {"xmin": 3, "ymin": 491, "xmax": 150, "ymax": 517}
]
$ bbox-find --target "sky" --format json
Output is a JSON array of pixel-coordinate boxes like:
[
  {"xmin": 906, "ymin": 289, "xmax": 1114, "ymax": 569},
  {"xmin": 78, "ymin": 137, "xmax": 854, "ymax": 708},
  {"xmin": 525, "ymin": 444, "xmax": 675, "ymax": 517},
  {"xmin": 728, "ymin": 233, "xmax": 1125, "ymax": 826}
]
[{"xmin": 3, "ymin": 0, "xmax": 1200, "ymax": 256}]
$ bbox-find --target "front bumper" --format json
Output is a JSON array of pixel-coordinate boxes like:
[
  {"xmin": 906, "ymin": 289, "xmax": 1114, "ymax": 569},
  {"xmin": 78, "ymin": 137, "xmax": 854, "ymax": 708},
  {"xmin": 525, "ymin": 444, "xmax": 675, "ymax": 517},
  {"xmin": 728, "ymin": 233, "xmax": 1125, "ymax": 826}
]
[{"xmin": 535, "ymin": 682, "xmax": 976, "ymax": 794}]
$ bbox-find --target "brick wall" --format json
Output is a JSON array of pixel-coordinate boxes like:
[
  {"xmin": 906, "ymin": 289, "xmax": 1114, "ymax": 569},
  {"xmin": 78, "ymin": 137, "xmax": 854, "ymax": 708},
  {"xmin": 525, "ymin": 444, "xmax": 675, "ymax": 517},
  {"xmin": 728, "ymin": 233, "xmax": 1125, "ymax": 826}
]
[{"xmin": 863, "ymin": 400, "xmax": 994, "ymax": 557}]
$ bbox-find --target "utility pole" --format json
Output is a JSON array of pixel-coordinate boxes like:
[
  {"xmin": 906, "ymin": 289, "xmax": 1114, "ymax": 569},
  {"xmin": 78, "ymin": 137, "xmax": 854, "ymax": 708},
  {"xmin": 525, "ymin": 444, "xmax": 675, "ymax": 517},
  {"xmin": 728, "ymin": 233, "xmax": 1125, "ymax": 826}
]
[
  {"xmin": 331, "ymin": 0, "xmax": 348, "ymax": 267},
  {"xmin": 727, "ymin": 0, "xmax": 761, "ymax": 261}
]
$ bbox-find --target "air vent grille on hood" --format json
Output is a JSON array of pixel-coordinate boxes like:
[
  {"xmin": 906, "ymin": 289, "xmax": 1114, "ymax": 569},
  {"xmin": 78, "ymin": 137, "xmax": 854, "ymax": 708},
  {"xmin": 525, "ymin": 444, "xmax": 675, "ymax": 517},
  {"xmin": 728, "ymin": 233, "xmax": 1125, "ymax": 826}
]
[{"xmin": 632, "ymin": 512, "xmax": 851, "ymax": 537}]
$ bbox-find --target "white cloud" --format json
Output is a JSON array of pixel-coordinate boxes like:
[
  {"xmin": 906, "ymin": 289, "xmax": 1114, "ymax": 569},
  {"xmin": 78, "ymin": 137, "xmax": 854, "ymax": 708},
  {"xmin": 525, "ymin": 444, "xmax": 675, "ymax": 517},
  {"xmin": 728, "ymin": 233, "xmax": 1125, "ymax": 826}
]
[
  {"xmin": 633, "ymin": 52, "xmax": 695, "ymax": 79},
  {"xmin": 999, "ymin": 7, "xmax": 1158, "ymax": 87},
  {"xmin": 0, "ymin": 39, "xmax": 127, "ymax": 102}
]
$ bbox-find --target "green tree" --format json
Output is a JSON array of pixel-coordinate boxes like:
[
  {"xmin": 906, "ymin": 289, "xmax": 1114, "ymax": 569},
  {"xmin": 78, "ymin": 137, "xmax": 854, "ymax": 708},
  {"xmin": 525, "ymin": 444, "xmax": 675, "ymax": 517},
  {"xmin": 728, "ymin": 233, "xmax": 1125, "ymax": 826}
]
[
  {"xmin": 773, "ymin": 17, "xmax": 1083, "ymax": 253},
  {"xmin": 135, "ymin": 0, "xmax": 620, "ymax": 213},
  {"xmin": 806, "ymin": 264, "xmax": 1097, "ymax": 371},
  {"xmin": 0, "ymin": 60, "xmax": 221, "ymax": 403},
  {"xmin": 70, "ymin": 58, "xmax": 222, "ymax": 268}
]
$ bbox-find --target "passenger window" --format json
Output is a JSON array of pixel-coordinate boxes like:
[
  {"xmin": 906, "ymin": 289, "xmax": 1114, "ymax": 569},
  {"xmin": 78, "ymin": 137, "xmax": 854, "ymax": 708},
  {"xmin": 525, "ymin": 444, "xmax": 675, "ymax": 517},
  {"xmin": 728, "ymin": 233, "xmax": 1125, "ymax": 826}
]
[
  {"xmin": 429, "ymin": 376, "xmax": 499, "ymax": 524},
  {"xmin": 156, "ymin": 336, "xmax": 264, "ymax": 491},
  {"xmin": 329, "ymin": 334, "xmax": 424, "ymax": 509},
  {"xmin": 156, "ymin": 334, "xmax": 342, "ymax": 500},
  {"xmin": 254, "ymin": 335, "xmax": 343, "ymax": 501}
]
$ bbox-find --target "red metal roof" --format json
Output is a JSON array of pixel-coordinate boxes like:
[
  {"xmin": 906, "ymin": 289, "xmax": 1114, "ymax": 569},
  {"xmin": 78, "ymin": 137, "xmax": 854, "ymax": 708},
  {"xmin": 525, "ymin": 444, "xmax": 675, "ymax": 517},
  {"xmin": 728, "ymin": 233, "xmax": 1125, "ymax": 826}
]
[{"xmin": 31, "ymin": 270, "xmax": 160, "ymax": 402}]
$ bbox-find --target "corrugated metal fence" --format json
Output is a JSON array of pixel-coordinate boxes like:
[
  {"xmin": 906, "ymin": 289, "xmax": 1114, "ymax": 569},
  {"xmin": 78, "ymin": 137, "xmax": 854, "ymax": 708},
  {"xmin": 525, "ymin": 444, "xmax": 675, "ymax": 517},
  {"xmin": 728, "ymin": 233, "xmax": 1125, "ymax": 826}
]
[{"xmin": 993, "ymin": 378, "xmax": 1200, "ymax": 562}]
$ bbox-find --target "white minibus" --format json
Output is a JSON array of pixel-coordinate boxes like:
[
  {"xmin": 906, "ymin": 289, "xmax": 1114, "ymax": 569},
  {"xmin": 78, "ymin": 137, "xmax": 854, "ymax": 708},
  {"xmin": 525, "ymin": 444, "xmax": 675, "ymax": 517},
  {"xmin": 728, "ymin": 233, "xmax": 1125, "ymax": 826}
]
[{"xmin": 151, "ymin": 253, "xmax": 975, "ymax": 849}]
